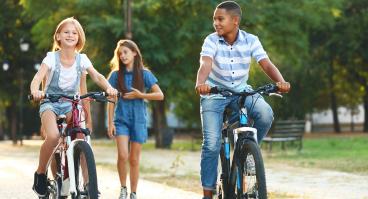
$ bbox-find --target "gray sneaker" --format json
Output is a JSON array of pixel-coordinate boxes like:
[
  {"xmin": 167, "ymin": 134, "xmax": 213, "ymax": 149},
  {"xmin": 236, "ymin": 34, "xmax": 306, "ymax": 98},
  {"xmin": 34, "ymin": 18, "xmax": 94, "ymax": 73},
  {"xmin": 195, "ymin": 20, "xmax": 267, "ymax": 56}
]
[
  {"xmin": 130, "ymin": 192, "xmax": 137, "ymax": 199},
  {"xmin": 119, "ymin": 186, "xmax": 128, "ymax": 199}
]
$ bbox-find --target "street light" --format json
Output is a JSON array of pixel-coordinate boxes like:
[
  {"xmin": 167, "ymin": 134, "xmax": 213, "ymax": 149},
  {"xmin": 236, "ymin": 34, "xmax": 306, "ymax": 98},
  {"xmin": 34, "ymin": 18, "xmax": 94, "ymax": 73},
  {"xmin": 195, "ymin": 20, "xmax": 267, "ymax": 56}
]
[
  {"xmin": 2, "ymin": 62, "xmax": 9, "ymax": 71},
  {"xmin": 34, "ymin": 63, "xmax": 41, "ymax": 71}
]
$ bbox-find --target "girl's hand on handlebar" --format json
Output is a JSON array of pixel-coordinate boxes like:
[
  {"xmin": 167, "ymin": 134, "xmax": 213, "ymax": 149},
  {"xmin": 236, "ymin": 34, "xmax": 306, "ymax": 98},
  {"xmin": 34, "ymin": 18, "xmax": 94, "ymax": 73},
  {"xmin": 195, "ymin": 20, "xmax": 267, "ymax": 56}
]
[
  {"xmin": 31, "ymin": 90, "xmax": 44, "ymax": 101},
  {"xmin": 276, "ymin": 82, "xmax": 291, "ymax": 93},
  {"xmin": 195, "ymin": 84, "xmax": 211, "ymax": 95},
  {"xmin": 106, "ymin": 87, "xmax": 118, "ymax": 97}
]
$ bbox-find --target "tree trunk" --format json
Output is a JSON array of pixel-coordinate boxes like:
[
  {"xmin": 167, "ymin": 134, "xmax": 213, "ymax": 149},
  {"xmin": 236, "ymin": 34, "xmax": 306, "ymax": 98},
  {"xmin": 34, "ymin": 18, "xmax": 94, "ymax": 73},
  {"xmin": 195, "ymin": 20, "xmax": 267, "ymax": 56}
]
[
  {"xmin": 0, "ymin": 119, "xmax": 3, "ymax": 140},
  {"xmin": 91, "ymin": 103, "xmax": 106, "ymax": 138},
  {"xmin": 11, "ymin": 102, "xmax": 18, "ymax": 144},
  {"xmin": 328, "ymin": 61, "xmax": 340, "ymax": 133},
  {"xmin": 363, "ymin": 88, "xmax": 368, "ymax": 132},
  {"xmin": 152, "ymin": 100, "xmax": 171, "ymax": 148}
]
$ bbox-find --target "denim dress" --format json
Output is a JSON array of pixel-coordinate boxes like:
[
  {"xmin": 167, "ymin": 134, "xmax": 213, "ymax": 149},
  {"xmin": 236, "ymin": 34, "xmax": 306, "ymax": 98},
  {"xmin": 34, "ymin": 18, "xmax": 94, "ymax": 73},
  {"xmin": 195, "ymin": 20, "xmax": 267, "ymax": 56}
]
[{"xmin": 108, "ymin": 69, "xmax": 158, "ymax": 143}]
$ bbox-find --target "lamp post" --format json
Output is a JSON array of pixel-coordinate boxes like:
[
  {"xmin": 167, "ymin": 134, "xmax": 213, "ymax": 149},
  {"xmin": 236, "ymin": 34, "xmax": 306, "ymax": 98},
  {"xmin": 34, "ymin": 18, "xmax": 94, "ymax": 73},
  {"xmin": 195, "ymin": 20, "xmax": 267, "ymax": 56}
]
[
  {"xmin": 0, "ymin": 62, "xmax": 10, "ymax": 140},
  {"xmin": 18, "ymin": 39, "xmax": 29, "ymax": 145}
]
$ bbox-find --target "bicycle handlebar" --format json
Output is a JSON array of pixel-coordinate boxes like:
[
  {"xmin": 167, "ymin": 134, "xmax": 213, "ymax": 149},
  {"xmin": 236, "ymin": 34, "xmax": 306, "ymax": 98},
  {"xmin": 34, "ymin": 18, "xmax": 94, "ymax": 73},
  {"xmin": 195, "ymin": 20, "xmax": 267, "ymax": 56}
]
[
  {"xmin": 28, "ymin": 92, "xmax": 121, "ymax": 103},
  {"xmin": 209, "ymin": 83, "xmax": 282, "ymax": 97}
]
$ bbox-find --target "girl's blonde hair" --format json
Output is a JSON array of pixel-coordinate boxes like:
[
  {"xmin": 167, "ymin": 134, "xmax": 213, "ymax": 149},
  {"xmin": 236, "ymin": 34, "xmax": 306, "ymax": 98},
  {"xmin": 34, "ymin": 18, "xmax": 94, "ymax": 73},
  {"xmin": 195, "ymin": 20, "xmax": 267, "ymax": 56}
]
[
  {"xmin": 52, "ymin": 17, "xmax": 86, "ymax": 52},
  {"xmin": 109, "ymin": 39, "xmax": 145, "ymax": 93}
]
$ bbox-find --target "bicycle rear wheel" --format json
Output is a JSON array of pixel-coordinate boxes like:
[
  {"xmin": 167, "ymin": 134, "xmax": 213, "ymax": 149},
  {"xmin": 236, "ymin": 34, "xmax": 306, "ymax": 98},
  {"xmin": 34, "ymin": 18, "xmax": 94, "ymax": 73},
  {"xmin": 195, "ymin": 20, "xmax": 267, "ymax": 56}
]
[
  {"xmin": 72, "ymin": 141, "xmax": 98, "ymax": 199},
  {"xmin": 237, "ymin": 140, "xmax": 267, "ymax": 199}
]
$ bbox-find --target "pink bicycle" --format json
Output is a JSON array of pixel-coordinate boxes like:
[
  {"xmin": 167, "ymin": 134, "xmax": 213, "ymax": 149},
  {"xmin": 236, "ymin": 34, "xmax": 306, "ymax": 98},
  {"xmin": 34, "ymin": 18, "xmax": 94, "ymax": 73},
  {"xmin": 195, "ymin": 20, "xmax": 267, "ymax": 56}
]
[{"xmin": 29, "ymin": 92, "xmax": 115, "ymax": 199}]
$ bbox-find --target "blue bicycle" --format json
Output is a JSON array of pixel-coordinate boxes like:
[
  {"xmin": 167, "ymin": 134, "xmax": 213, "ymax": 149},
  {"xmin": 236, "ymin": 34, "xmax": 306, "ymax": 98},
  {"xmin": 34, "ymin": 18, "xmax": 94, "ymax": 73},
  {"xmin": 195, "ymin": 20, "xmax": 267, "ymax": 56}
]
[{"xmin": 210, "ymin": 84, "xmax": 281, "ymax": 199}]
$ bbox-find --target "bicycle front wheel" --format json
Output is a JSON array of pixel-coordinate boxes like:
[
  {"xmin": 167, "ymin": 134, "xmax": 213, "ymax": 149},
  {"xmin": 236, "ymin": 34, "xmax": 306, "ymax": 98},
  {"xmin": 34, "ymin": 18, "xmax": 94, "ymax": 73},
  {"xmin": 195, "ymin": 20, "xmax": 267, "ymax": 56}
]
[
  {"xmin": 72, "ymin": 141, "xmax": 98, "ymax": 199},
  {"xmin": 237, "ymin": 140, "xmax": 267, "ymax": 199}
]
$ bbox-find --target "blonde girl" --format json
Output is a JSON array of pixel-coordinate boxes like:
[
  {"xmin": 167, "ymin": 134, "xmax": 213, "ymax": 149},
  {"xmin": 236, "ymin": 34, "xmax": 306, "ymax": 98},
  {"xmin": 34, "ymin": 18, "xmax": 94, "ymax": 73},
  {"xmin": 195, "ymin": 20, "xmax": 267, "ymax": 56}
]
[{"xmin": 30, "ymin": 17, "xmax": 117, "ymax": 197}]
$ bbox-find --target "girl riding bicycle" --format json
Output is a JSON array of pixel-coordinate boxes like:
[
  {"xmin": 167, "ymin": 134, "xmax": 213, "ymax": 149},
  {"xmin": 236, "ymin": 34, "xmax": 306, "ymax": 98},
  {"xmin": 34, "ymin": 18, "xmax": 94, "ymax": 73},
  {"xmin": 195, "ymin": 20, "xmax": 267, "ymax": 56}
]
[
  {"xmin": 30, "ymin": 17, "xmax": 117, "ymax": 197},
  {"xmin": 107, "ymin": 39, "xmax": 164, "ymax": 199}
]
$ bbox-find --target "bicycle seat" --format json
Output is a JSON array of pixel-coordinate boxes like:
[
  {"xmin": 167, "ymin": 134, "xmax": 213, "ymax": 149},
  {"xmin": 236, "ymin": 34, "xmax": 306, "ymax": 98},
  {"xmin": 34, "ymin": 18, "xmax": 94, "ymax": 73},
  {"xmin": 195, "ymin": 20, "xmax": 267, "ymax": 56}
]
[{"xmin": 57, "ymin": 115, "xmax": 66, "ymax": 125}]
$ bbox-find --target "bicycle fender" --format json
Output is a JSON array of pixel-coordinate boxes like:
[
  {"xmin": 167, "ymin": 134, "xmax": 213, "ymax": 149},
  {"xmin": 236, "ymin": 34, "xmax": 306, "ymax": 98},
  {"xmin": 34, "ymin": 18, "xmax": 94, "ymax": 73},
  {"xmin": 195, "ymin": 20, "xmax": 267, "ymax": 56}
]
[
  {"xmin": 66, "ymin": 139, "xmax": 85, "ymax": 195},
  {"xmin": 233, "ymin": 127, "xmax": 258, "ymax": 144}
]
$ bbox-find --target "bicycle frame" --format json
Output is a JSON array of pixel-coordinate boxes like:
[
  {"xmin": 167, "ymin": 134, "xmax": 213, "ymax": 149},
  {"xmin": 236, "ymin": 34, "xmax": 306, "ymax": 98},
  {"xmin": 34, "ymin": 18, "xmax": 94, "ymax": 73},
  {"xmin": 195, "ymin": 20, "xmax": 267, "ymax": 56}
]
[
  {"xmin": 43, "ymin": 94, "xmax": 94, "ymax": 196},
  {"xmin": 214, "ymin": 84, "xmax": 278, "ymax": 199},
  {"xmin": 220, "ymin": 99, "xmax": 258, "ymax": 198}
]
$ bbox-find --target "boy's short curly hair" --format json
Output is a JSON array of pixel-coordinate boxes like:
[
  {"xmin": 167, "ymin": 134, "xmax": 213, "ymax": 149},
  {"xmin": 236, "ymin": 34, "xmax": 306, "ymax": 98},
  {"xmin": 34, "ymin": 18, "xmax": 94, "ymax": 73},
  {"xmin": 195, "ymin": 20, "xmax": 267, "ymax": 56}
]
[{"xmin": 217, "ymin": 1, "xmax": 242, "ymax": 18}]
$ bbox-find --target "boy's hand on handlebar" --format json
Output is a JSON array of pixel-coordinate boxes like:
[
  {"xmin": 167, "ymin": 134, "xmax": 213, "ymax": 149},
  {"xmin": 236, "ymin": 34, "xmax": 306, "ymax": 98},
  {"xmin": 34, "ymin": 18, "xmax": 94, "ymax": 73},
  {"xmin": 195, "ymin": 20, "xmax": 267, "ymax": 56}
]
[
  {"xmin": 276, "ymin": 82, "xmax": 291, "ymax": 93},
  {"xmin": 195, "ymin": 84, "xmax": 211, "ymax": 95},
  {"xmin": 31, "ymin": 90, "xmax": 44, "ymax": 101}
]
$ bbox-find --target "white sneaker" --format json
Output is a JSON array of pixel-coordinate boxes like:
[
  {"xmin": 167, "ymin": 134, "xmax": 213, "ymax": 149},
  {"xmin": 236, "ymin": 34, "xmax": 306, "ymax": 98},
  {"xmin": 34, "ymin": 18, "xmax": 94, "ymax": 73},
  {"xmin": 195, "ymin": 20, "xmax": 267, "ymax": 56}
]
[
  {"xmin": 130, "ymin": 192, "xmax": 137, "ymax": 199},
  {"xmin": 119, "ymin": 186, "xmax": 128, "ymax": 199}
]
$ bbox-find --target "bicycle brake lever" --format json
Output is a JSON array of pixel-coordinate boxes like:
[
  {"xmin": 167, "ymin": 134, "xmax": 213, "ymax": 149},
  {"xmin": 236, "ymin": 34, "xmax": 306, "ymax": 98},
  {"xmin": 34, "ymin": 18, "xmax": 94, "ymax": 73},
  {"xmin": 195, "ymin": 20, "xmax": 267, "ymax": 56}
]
[
  {"xmin": 107, "ymin": 99, "xmax": 116, "ymax": 104},
  {"xmin": 221, "ymin": 91, "xmax": 233, "ymax": 97},
  {"xmin": 269, "ymin": 93, "xmax": 283, "ymax": 98}
]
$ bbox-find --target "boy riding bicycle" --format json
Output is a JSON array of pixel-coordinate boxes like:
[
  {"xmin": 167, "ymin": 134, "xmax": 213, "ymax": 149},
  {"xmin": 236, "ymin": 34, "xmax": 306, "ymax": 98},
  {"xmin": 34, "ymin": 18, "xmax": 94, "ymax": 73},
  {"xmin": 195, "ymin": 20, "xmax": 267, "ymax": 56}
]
[{"xmin": 195, "ymin": 1, "xmax": 290, "ymax": 198}]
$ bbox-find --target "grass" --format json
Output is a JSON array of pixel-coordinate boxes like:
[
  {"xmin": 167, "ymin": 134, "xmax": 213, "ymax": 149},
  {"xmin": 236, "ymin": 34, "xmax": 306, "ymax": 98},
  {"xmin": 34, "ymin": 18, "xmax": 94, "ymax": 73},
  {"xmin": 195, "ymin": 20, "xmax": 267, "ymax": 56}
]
[
  {"xmin": 94, "ymin": 134, "xmax": 368, "ymax": 175},
  {"xmin": 261, "ymin": 135, "xmax": 368, "ymax": 174}
]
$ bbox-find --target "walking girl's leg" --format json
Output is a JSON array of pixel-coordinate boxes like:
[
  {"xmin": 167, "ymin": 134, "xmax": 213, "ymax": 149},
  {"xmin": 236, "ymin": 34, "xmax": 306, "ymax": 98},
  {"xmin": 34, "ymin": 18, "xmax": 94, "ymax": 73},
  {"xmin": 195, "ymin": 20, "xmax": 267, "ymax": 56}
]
[
  {"xmin": 116, "ymin": 136, "xmax": 130, "ymax": 186},
  {"xmin": 36, "ymin": 110, "xmax": 59, "ymax": 174},
  {"xmin": 129, "ymin": 141, "xmax": 142, "ymax": 193}
]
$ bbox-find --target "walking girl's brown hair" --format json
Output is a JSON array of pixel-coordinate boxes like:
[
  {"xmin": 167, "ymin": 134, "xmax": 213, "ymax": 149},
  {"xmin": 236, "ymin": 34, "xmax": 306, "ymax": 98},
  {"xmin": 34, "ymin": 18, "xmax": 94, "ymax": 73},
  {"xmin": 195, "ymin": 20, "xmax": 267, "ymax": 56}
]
[{"xmin": 109, "ymin": 39, "xmax": 144, "ymax": 94}]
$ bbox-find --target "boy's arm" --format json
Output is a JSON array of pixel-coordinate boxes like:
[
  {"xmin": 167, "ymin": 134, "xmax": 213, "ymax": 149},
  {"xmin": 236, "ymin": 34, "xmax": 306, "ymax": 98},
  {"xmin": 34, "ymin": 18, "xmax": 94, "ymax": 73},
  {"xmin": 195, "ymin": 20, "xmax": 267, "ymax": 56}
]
[
  {"xmin": 258, "ymin": 58, "xmax": 291, "ymax": 93},
  {"xmin": 195, "ymin": 56, "xmax": 213, "ymax": 95}
]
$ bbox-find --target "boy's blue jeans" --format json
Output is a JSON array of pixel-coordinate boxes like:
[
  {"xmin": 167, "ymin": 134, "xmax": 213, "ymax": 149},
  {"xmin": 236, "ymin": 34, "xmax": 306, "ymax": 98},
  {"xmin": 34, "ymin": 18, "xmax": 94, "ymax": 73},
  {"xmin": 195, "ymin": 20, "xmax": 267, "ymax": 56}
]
[{"xmin": 199, "ymin": 94, "xmax": 273, "ymax": 190}]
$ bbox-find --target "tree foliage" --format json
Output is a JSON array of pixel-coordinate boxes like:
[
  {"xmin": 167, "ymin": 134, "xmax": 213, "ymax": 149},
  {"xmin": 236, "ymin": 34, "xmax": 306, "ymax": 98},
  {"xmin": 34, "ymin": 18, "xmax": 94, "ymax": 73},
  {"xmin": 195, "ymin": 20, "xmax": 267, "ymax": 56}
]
[{"xmin": 16, "ymin": 0, "xmax": 368, "ymax": 131}]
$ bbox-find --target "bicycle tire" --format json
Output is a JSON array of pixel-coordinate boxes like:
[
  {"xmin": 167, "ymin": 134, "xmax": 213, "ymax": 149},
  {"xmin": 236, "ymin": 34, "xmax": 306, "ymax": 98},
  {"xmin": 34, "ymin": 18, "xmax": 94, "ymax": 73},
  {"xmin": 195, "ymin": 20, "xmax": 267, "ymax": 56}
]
[
  {"xmin": 217, "ymin": 144, "xmax": 226, "ymax": 199},
  {"xmin": 72, "ymin": 141, "xmax": 98, "ymax": 199},
  {"xmin": 238, "ymin": 140, "xmax": 267, "ymax": 199}
]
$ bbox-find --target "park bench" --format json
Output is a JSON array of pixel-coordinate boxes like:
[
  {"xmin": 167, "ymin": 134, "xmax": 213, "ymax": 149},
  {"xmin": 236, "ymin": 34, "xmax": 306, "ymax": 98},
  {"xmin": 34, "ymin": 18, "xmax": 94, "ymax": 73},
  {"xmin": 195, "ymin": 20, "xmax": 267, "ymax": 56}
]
[{"xmin": 262, "ymin": 120, "xmax": 305, "ymax": 152}]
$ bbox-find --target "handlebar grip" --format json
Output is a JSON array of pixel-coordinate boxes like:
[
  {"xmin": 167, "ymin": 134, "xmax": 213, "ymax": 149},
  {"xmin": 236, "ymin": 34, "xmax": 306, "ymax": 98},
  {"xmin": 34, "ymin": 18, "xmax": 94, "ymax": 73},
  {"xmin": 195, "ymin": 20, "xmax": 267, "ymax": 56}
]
[
  {"xmin": 102, "ymin": 92, "xmax": 122, "ymax": 97},
  {"xmin": 28, "ymin": 93, "xmax": 48, "ymax": 100},
  {"xmin": 209, "ymin": 87, "xmax": 219, "ymax": 94}
]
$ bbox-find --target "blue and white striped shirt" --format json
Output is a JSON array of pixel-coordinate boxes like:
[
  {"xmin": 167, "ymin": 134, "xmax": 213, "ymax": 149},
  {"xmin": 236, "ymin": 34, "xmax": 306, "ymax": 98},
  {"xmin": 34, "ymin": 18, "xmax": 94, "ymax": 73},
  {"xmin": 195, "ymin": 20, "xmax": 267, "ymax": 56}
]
[{"xmin": 200, "ymin": 30, "xmax": 268, "ymax": 92}]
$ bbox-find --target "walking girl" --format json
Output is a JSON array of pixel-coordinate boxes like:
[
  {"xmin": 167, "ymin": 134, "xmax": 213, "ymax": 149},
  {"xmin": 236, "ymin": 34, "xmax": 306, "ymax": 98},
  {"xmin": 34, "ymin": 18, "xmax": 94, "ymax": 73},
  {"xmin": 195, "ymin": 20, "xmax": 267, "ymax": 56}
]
[{"xmin": 107, "ymin": 39, "xmax": 164, "ymax": 199}]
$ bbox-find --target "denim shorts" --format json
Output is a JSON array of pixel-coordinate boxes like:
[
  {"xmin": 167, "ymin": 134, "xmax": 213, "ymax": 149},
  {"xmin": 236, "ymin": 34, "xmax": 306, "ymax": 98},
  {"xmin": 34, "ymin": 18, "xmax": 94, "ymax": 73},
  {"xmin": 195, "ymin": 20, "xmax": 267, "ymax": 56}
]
[
  {"xmin": 39, "ymin": 101, "xmax": 72, "ymax": 117},
  {"xmin": 114, "ymin": 122, "xmax": 147, "ymax": 144}
]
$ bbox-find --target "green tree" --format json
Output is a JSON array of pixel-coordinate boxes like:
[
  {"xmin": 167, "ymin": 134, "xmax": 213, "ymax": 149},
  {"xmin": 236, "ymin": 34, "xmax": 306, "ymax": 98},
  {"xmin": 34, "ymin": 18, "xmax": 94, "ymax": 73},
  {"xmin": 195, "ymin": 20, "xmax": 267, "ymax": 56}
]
[
  {"xmin": 1, "ymin": 0, "xmax": 38, "ymax": 142},
  {"xmin": 333, "ymin": 0, "xmax": 368, "ymax": 132}
]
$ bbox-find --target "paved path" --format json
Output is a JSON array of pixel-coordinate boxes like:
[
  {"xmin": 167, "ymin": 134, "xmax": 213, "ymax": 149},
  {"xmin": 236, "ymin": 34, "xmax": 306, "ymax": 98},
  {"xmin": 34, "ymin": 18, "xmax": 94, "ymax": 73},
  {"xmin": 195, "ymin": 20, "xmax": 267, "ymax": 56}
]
[
  {"xmin": 0, "ymin": 140, "xmax": 201, "ymax": 199},
  {"xmin": 1, "ymin": 140, "xmax": 368, "ymax": 199}
]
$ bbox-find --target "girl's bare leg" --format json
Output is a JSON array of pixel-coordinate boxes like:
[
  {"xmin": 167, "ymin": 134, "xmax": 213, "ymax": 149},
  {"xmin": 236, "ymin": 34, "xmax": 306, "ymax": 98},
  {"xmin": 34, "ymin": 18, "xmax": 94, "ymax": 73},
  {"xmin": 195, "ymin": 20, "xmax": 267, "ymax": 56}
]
[
  {"xmin": 116, "ymin": 136, "xmax": 130, "ymax": 187},
  {"xmin": 129, "ymin": 141, "xmax": 142, "ymax": 193},
  {"xmin": 36, "ymin": 110, "xmax": 59, "ymax": 174}
]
